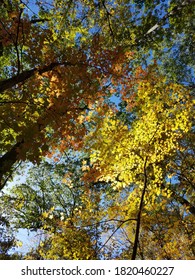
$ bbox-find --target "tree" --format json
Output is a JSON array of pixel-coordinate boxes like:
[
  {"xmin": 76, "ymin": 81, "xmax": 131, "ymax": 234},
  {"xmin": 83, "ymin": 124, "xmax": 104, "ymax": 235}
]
[
  {"xmin": 83, "ymin": 71, "xmax": 195, "ymax": 259},
  {"xmin": 1, "ymin": 151, "xmax": 113, "ymax": 259},
  {"xmin": 0, "ymin": 0, "xmax": 129, "ymax": 187}
]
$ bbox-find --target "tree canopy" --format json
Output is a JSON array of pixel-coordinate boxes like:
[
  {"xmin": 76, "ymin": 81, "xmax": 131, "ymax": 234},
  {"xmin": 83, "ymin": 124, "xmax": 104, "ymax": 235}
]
[{"xmin": 0, "ymin": 0, "xmax": 194, "ymax": 260}]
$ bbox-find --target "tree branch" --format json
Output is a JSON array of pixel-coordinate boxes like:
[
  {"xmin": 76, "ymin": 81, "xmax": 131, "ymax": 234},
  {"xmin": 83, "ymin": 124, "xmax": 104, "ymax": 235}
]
[
  {"xmin": 30, "ymin": 18, "xmax": 50, "ymax": 24},
  {"xmin": 146, "ymin": 0, "xmax": 192, "ymax": 35},
  {"xmin": 0, "ymin": 61, "xmax": 76, "ymax": 93},
  {"xmin": 97, "ymin": 217, "xmax": 137, "ymax": 255}
]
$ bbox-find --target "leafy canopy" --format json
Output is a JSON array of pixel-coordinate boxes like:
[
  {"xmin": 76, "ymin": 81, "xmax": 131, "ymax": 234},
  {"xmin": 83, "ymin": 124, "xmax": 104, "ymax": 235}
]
[{"xmin": 0, "ymin": 0, "xmax": 194, "ymax": 259}]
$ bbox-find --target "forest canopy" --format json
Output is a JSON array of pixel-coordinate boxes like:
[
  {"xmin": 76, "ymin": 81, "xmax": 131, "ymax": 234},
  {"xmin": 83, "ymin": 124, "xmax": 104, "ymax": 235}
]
[{"xmin": 0, "ymin": 0, "xmax": 194, "ymax": 260}]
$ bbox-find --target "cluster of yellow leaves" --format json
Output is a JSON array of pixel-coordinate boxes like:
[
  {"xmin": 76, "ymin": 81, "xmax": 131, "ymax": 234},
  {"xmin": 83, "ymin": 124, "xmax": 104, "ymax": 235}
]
[
  {"xmin": 81, "ymin": 72, "xmax": 195, "ymax": 259},
  {"xmin": 84, "ymin": 75, "xmax": 194, "ymax": 203},
  {"xmin": 137, "ymin": 208, "xmax": 195, "ymax": 259},
  {"xmin": 38, "ymin": 225, "xmax": 97, "ymax": 260},
  {"xmin": 101, "ymin": 185, "xmax": 195, "ymax": 259}
]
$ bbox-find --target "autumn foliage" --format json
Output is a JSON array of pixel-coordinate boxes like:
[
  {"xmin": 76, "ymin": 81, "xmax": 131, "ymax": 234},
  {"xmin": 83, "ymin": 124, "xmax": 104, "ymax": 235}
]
[{"xmin": 0, "ymin": 0, "xmax": 194, "ymax": 260}]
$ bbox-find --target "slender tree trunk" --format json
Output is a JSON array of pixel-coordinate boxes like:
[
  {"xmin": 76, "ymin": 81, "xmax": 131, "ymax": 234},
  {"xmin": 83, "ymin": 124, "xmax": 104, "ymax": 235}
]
[{"xmin": 131, "ymin": 158, "xmax": 148, "ymax": 260}]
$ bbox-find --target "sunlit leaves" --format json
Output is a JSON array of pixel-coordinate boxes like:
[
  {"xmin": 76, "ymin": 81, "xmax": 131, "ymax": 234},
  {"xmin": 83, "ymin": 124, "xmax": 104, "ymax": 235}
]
[{"xmin": 86, "ymin": 74, "xmax": 193, "ymax": 188}]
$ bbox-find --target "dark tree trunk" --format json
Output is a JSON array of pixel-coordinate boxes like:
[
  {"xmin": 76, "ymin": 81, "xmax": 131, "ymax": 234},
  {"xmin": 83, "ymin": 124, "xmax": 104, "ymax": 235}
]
[{"xmin": 0, "ymin": 140, "xmax": 24, "ymax": 190}]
